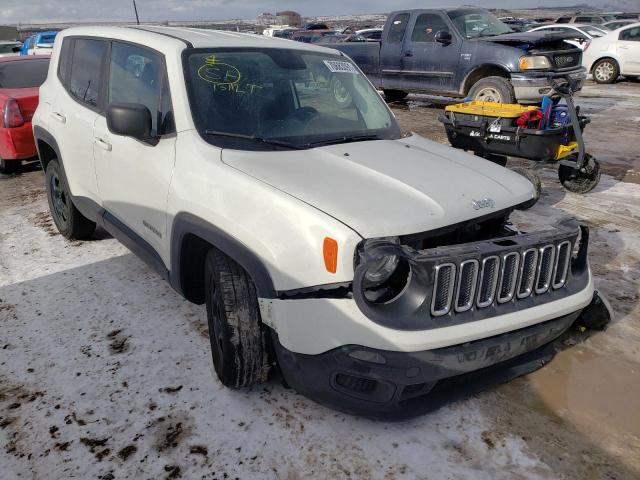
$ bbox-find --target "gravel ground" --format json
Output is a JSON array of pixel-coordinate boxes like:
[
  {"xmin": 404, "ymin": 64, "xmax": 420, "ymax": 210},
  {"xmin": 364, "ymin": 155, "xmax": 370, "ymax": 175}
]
[{"xmin": 1, "ymin": 80, "xmax": 639, "ymax": 479}]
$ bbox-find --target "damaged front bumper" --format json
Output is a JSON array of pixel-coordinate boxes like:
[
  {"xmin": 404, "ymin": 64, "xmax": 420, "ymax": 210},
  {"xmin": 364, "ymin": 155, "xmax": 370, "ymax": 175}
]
[
  {"xmin": 273, "ymin": 291, "xmax": 612, "ymax": 418},
  {"xmin": 512, "ymin": 67, "xmax": 587, "ymax": 103}
]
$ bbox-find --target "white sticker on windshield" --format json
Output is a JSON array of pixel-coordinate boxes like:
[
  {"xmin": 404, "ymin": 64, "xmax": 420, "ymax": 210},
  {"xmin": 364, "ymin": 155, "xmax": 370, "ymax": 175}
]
[{"xmin": 323, "ymin": 60, "xmax": 360, "ymax": 74}]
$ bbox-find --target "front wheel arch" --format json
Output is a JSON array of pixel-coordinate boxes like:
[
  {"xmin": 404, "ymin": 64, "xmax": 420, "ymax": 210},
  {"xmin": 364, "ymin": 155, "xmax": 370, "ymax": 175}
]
[{"xmin": 170, "ymin": 213, "xmax": 277, "ymax": 305}]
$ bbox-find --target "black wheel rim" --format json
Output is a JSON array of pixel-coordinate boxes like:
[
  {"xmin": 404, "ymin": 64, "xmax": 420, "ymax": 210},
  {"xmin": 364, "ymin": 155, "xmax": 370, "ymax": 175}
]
[{"xmin": 50, "ymin": 172, "xmax": 70, "ymax": 225}]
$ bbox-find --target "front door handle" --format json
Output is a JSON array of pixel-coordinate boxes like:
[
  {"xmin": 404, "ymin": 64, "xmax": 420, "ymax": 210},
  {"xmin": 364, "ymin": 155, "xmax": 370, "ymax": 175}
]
[
  {"xmin": 94, "ymin": 137, "xmax": 112, "ymax": 151},
  {"xmin": 51, "ymin": 112, "xmax": 66, "ymax": 124},
  {"xmin": 403, "ymin": 51, "xmax": 413, "ymax": 57},
  {"xmin": 619, "ymin": 45, "xmax": 629, "ymax": 49}
]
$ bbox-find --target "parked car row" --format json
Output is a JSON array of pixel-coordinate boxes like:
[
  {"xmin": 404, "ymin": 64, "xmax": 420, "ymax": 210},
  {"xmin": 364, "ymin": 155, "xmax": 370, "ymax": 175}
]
[{"xmin": 528, "ymin": 22, "xmax": 640, "ymax": 83}]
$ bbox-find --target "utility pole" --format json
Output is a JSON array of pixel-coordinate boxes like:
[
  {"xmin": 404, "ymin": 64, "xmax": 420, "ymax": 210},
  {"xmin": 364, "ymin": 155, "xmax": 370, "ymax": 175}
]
[{"xmin": 133, "ymin": 0, "xmax": 140, "ymax": 25}]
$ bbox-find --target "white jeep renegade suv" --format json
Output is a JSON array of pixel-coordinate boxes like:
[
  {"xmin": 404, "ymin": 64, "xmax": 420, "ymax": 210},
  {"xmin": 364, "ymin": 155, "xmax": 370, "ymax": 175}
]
[{"xmin": 32, "ymin": 26, "xmax": 610, "ymax": 417}]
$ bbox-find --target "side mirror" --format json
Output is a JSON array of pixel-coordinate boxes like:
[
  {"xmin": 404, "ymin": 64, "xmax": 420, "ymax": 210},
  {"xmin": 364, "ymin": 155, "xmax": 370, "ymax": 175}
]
[
  {"xmin": 435, "ymin": 30, "xmax": 453, "ymax": 44},
  {"xmin": 106, "ymin": 103, "xmax": 157, "ymax": 145}
]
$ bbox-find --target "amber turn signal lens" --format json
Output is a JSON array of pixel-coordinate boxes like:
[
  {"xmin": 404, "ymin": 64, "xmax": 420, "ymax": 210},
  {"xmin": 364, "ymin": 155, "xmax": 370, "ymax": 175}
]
[{"xmin": 323, "ymin": 237, "xmax": 338, "ymax": 274}]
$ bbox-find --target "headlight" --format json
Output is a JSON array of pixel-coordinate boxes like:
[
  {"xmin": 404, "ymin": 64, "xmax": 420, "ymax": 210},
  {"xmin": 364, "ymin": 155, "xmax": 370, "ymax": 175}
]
[
  {"xmin": 364, "ymin": 254, "xmax": 399, "ymax": 286},
  {"xmin": 361, "ymin": 251, "xmax": 410, "ymax": 304},
  {"xmin": 519, "ymin": 55, "xmax": 551, "ymax": 70}
]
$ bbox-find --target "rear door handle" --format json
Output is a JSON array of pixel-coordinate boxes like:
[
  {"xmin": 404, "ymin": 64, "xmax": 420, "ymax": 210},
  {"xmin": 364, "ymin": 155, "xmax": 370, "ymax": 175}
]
[
  {"xmin": 619, "ymin": 45, "xmax": 629, "ymax": 49},
  {"xmin": 94, "ymin": 137, "xmax": 112, "ymax": 151},
  {"xmin": 51, "ymin": 112, "xmax": 66, "ymax": 124},
  {"xmin": 403, "ymin": 51, "xmax": 413, "ymax": 57}
]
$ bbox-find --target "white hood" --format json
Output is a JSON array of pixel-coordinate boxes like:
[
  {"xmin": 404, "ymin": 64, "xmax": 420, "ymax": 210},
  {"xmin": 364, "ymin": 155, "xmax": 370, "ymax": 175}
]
[{"xmin": 222, "ymin": 135, "xmax": 535, "ymax": 238}]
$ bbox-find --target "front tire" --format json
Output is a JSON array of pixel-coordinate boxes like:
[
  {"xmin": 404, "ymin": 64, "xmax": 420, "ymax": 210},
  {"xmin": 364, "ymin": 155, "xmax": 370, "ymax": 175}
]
[
  {"xmin": 45, "ymin": 159, "xmax": 96, "ymax": 239},
  {"xmin": 204, "ymin": 249, "xmax": 270, "ymax": 388},
  {"xmin": 468, "ymin": 76, "xmax": 516, "ymax": 104},
  {"xmin": 592, "ymin": 58, "xmax": 619, "ymax": 84}
]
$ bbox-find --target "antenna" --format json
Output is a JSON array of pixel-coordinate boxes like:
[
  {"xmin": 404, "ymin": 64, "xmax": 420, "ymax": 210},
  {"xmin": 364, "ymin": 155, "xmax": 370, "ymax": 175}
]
[{"xmin": 132, "ymin": 0, "xmax": 140, "ymax": 25}]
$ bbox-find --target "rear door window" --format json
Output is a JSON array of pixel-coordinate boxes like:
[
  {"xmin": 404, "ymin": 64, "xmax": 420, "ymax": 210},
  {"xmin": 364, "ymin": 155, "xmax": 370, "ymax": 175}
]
[
  {"xmin": 411, "ymin": 13, "xmax": 450, "ymax": 42},
  {"xmin": 69, "ymin": 38, "xmax": 108, "ymax": 109},
  {"xmin": 387, "ymin": 13, "xmax": 410, "ymax": 43},
  {"xmin": 620, "ymin": 26, "xmax": 640, "ymax": 41}
]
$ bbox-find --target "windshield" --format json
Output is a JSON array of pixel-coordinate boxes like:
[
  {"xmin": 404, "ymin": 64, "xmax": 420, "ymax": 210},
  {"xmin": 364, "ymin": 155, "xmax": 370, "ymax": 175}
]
[
  {"xmin": 0, "ymin": 58, "xmax": 50, "ymax": 88},
  {"xmin": 184, "ymin": 48, "xmax": 401, "ymax": 150},
  {"xmin": 447, "ymin": 9, "xmax": 513, "ymax": 38}
]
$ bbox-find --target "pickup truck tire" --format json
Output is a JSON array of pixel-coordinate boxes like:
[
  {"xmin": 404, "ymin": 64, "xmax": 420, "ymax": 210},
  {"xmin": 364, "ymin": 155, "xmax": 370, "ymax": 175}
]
[
  {"xmin": 204, "ymin": 248, "xmax": 269, "ymax": 388},
  {"xmin": 0, "ymin": 158, "xmax": 20, "ymax": 175},
  {"xmin": 592, "ymin": 58, "xmax": 619, "ymax": 84},
  {"xmin": 45, "ymin": 159, "xmax": 96, "ymax": 239},
  {"xmin": 383, "ymin": 90, "xmax": 408, "ymax": 102},
  {"xmin": 468, "ymin": 77, "xmax": 515, "ymax": 104},
  {"xmin": 510, "ymin": 166, "xmax": 541, "ymax": 210}
]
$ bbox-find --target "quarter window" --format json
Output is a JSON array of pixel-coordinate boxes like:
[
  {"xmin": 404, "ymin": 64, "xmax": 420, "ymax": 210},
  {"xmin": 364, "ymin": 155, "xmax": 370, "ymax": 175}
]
[
  {"xmin": 108, "ymin": 42, "xmax": 168, "ymax": 135},
  {"xmin": 69, "ymin": 38, "xmax": 107, "ymax": 108},
  {"xmin": 387, "ymin": 13, "xmax": 410, "ymax": 43},
  {"xmin": 57, "ymin": 38, "xmax": 73, "ymax": 87},
  {"xmin": 411, "ymin": 14, "xmax": 450, "ymax": 42}
]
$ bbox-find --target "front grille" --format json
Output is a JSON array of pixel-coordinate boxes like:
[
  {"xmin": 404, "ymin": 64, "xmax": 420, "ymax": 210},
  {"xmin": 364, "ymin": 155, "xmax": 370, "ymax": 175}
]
[
  {"xmin": 553, "ymin": 241, "xmax": 571, "ymax": 289},
  {"xmin": 431, "ymin": 242, "xmax": 571, "ymax": 317},
  {"xmin": 535, "ymin": 245, "xmax": 555, "ymax": 294},
  {"xmin": 477, "ymin": 256, "xmax": 499, "ymax": 308},
  {"xmin": 498, "ymin": 252, "xmax": 520, "ymax": 303},
  {"xmin": 517, "ymin": 249, "xmax": 538, "ymax": 299},
  {"xmin": 454, "ymin": 260, "xmax": 478, "ymax": 312},
  {"xmin": 431, "ymin": 263, "xmax": 456, "ymax": 316},
  {"xmin": 553, "ymin": 52, "xmax": 580, "ymax": 69}
]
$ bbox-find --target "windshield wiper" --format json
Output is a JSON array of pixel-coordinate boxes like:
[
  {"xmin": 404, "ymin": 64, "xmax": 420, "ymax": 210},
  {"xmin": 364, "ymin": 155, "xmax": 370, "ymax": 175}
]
[
  {"xmin": 303, "ymin": 133, "xmax": 381, "ymax": 148},
  {"xmin": 203, "ymin": 130, "xmax": 302, "ymax": 150}
]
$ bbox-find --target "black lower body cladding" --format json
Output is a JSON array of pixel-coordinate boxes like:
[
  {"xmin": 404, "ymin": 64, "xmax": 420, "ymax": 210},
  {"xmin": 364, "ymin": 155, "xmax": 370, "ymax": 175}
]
[{"xmin": 273, "ymin": 294, "xmax": 611, "ymax": 419}]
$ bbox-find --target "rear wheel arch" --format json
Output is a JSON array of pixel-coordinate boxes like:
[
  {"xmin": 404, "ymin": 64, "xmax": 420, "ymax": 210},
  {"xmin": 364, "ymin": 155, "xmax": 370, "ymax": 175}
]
[
  {"xmin": 33, "ymin": 126, "xmax": 61, "ymax": 172},
  {"xmin": 590, "ymin": 56, "xmax": 618, "ymax": 73},
  {"xmin": 461, "ymin": 65, "xmax": 510, "ymax": 96},
  {"xmin": 170, "ymin": 213, "xmax": 277, "ymax": 305}
]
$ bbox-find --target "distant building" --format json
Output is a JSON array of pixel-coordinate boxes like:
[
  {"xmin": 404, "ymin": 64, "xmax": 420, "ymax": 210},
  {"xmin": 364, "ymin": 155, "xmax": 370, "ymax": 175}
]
[
  {"xmin": 257, "ymin": 12, "xmax": 278, "ymax": 26},
  {"xmin": 276, "ymin": 11, "xmax": 302, "ymax": 27},
  {"xmin": 0, "ymin": 25, "xmax": 19, "ymax": 41}
]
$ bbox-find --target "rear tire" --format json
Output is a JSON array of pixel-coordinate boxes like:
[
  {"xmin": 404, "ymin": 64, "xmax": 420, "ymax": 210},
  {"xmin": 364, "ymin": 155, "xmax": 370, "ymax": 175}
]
[
  {"xmin": 511, "ymin": 166, "xmax": 541, "ymax": 210},
  {"xmin": 592, "ymin": 58, "xmax": 619, "ymax": 84},
  {"xmin": 45, "ymin": 159, "xmax": 96, "ymax": 239},
  {"xmin": 0, "ymin": 157, "xmax": 21, "ymax": 175},
  {"xmin": 204, "ymin": 249, "xmax": 270, "ymax": 388},
  {"xmin": 468, "ymin": 76, "xmax": 516, "ymax": 104},
  {"xmin": 383, "ymin": 89, "xmax": 408, "ymax": 102}
]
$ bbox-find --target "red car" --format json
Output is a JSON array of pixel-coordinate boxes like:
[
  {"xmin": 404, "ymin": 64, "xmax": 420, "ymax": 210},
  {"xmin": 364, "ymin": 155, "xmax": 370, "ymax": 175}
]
[{"xmin": 0, "ymin": 56, "xmax": 50, "ymax": 174}]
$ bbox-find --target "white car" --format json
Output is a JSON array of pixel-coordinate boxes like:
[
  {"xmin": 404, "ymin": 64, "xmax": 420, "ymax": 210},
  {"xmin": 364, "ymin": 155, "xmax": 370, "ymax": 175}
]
[
  {"xmin": 582, "ymin": 23, "xmax": 640, "ymax": 83},
  {"xmin": 529, "ymin": 24, "xmax": 607, "ymax": 51},
  {"xmin": 0, "ymin": 41, "xmax": 21, "ymax": 58},
  {"xmin": 32, "ymin": 26, "xmax": 610, "ymax": 416}
]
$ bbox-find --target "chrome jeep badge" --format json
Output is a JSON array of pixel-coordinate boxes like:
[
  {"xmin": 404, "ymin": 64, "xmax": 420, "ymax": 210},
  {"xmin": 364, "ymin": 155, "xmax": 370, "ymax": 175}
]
[{"xmin": 472, "ymin": 198, "xmax": 495, "ymax": 210}]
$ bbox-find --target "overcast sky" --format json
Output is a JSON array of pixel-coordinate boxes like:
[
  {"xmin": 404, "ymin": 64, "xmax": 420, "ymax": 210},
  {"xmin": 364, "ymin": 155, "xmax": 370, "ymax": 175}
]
[{"xmin": 0, "ymin": 0, "xmax": 627, "ymax": 24}]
